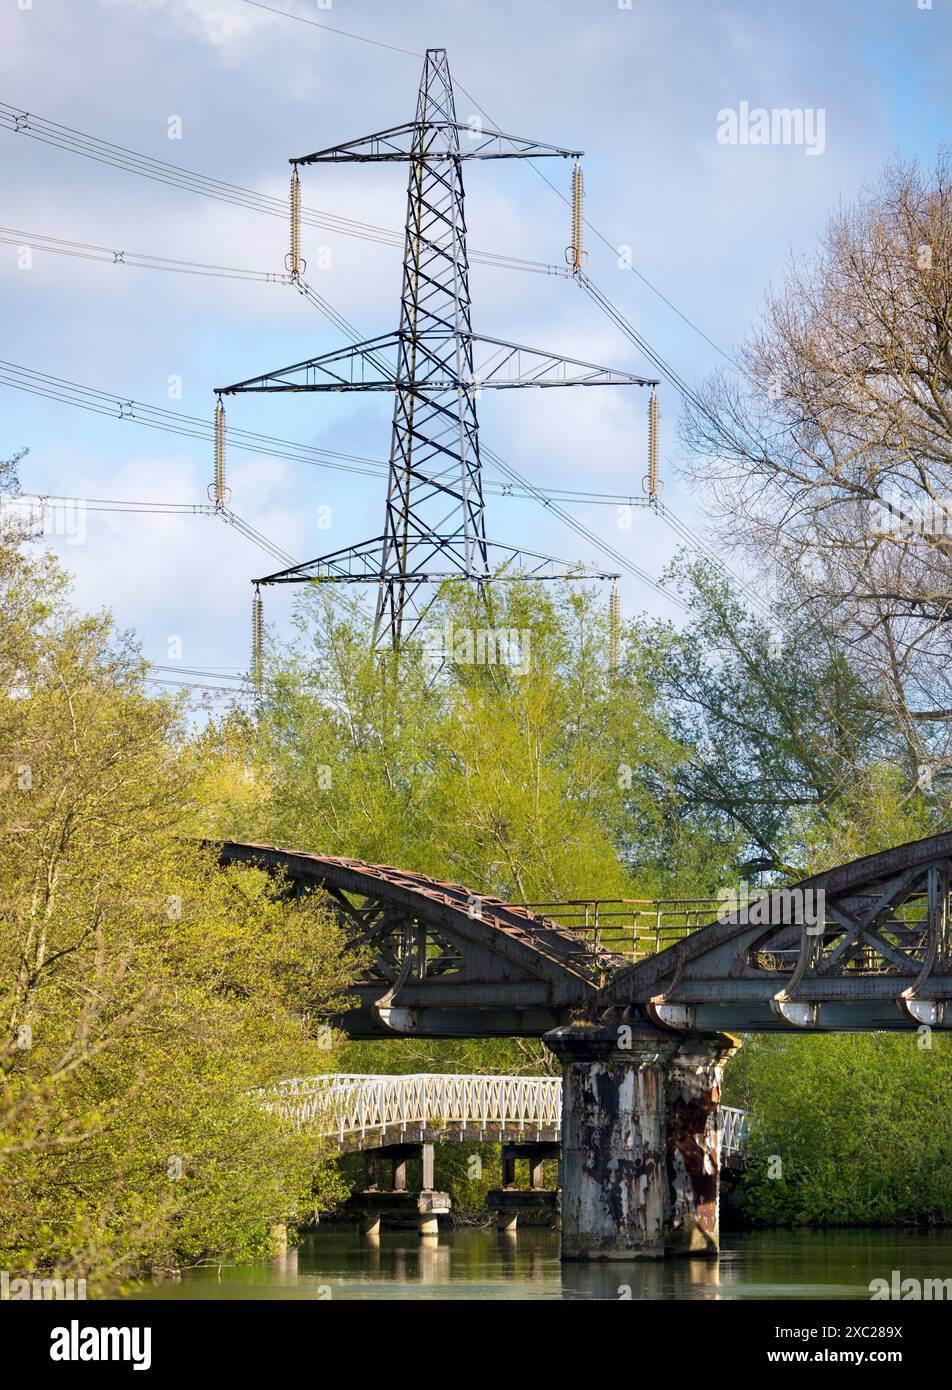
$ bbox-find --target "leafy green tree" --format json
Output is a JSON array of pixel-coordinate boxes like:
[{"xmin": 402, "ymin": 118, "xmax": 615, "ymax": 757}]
[
  {"xmin": 654, "ymin": 558, "xmax": 891, "ymax": 875},
  {"xmin": 200, "ymin": 579, "xmax": 693, "ymax": 901},
  {"xmin": 726, "ymin": 1032, "xmax": 952, "ymax": 1226},
  {"xmin": 0, "ymin": 484, "xmax": 357, "ymax": 1293}
]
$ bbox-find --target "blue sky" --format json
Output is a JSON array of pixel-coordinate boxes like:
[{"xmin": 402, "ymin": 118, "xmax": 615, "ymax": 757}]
[{"xmin": 2, "ymin": 0, "xmax": 951, "ymax": 695}]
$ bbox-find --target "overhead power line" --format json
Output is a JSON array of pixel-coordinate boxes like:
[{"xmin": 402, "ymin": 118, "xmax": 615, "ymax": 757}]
[
  {"xmin": 239, "ymin": 0, "xmax": 423, "ymax": 58},
  {"xmin": 0, "ymin": 102, "xmax": 566, "ymax": 277},
  {"xmin": 215, "ymin": 25, "xmax": 758, "ymax": 615},
  {"xmin": 0, "ymin": 224, "xmax": 292, "ymax": 283},
  {"xmin": 6, "ymin": 490, "xmax": 297, "ymax": 567},
  {"xmin": 0, "ymin": 359, "xmax": 389, "ymax": 475}
]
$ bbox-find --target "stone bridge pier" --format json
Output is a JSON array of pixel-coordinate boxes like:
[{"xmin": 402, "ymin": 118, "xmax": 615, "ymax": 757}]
[{"xmin": 544, "ymin": 1023, "xmax": 738, "ymax": 1261}]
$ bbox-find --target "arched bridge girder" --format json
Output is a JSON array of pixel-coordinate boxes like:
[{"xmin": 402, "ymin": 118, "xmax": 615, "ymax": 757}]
[
  {"xmin": 601, "ymin": 831, "xmax": 952, "ymax": 1033},
  {"xmin": 218, "ymin": 840, "xmax": 614, "ymax": 1037},
  {"xmin": 220, "ymin": 832, "xmax": 952, "ymax": 1035}
]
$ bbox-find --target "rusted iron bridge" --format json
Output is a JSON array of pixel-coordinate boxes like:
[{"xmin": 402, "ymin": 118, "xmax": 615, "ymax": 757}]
[{"xmin": 222, "ymin": 831, "xmax": 952, "ymax": 1261}]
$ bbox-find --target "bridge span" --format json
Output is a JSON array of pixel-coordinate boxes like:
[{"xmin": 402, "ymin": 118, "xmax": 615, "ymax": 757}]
[
  {"xmin": 221, "ymin": 831, "xmax": 952, "ymax": 1038},
  {"xmin": 265, "ymin": 1070, "xmax": 749, "ymax": 1162},
  {"xmin": 221, "ymin": 831, "xmax": 951, "ymax": 1261}
]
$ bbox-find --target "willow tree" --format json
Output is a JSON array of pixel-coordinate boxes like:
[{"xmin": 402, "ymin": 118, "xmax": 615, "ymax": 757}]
[{"xmin": 199, "ymin": 578, "xmax": 693, "ymax": 904}]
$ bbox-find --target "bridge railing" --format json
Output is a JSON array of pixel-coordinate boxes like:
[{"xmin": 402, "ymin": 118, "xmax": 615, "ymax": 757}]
[
  {"xmin": 720, "ymin": 1104, "xmax": 749, "ymax": 1158},
  {"xmin": 263, "ymin": 1072, "xmax": 749, "ymax": 1158},
  {"xmin": 264, "ymin": 1073, "xmax": 564, "ymax": 1145},
  {"xmin": 515, "ymin": 898, "xmax": 763, "ymax": 962}
]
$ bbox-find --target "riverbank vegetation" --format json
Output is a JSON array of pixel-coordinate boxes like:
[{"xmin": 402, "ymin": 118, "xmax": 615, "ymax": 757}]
[
  {"xmin": 0, "ymin": 453, "xmax": 356, "ymax": 1295},
  {"xmin": 725, "ymin": 1033, "xmax": 952, "ymax": 1227}
]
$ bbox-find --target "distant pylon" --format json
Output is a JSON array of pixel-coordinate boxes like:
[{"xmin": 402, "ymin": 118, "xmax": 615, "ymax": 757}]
[{"xmin": 218, "ymin": 48, "xmax": 657, "ymax": 649}]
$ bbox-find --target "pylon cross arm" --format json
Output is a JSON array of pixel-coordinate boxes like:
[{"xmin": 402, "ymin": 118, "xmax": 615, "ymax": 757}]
[
  {"xmin": 293, "ymin": 122, "xmax": 582, "ymax": 165},
  {"xmin": 253, "ymin": 537, "xmax": 621, "ymax": 589},
  {"xmin": 216, "ymin": 332, "xmax": 658, "ymax": 395}
]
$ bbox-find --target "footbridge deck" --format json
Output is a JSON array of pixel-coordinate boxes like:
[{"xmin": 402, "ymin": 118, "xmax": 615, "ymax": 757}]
[{"xmin": 263, "ymin": 1072, "xmax": 749, "ymax": 1161}]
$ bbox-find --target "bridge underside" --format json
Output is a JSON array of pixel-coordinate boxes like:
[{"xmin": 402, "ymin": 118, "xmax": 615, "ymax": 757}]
[{"xmin": 335, "ymin": 1122, "xmax": 560, "ymax": 1155}]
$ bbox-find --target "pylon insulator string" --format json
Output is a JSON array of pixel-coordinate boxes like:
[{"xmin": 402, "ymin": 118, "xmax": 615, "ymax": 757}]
[
  {"xmin": 646, "ymin": 388, "xmax": 660, "ymax": 503},
  {"xmin": 213, "ymin": 395, "xmax": 227, "ymax": 508},
  {"xmin": 286, "ymin": 166, "xmax": 306, "ymax": 279},
  {"xmin": 566, "ymin": 161, "xmax": 586, "ymax": 274},
  {"xmin": 251, "ymin": 585, "xmax": 264, "ymax": 692},
  {"xmin": 609, "ymin": 580, "xmax": 620, "ymax": 680}
]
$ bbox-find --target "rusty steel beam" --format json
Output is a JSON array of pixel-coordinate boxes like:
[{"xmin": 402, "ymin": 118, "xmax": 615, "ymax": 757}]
[
  {"xmin": 217, "ymin": 838, "xmax": 607, "ymax": 1036},
  {"xmin": 217, "ymin": 831, "xmax": 952, "ymax": 1036},
  {"xmin": 600, "ymin": 834, "xmax": 952, "ymax": 1034}
]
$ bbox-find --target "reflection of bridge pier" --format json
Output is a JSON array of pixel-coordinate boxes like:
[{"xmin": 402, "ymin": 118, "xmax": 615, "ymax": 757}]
[{"xmin": 544, "ymin": 1025, "xmax": 737, "ymax": 1261}]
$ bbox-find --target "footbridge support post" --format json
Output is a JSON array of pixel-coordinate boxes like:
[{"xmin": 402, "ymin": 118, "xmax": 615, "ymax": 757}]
[{"xmin": 543, "ymin": 1024, "xmax": 737, "ymax": 1261}]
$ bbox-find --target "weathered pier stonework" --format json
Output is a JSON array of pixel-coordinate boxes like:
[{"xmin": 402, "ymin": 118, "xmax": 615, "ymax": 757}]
[
  {"xmin": 544, "ymin": 1024, "xmax": 737, "ymax": 1261},
  {"xmin": 664, "ymin": 1035, "xmax": 739, "ymax": 1255}
]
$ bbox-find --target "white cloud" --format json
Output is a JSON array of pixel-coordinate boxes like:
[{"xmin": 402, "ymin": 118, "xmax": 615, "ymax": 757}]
[{"xmin": 99, "ymin": 0, "xmax": 282, "ymax": 52}]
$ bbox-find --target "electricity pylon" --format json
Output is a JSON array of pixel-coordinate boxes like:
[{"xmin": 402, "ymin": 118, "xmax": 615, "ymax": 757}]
[{"xmin": 219, "ymin": 47, "xmax": 657, "ymax": 649}]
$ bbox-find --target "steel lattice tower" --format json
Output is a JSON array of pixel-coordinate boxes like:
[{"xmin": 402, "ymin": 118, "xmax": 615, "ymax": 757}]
[
  {"xmin": 219, "ymin": 48, "xmax": 657, "ymax": 649},
  {"xmin": 379, "ymin": 50, "xmax": 486, "ymax": 642}
]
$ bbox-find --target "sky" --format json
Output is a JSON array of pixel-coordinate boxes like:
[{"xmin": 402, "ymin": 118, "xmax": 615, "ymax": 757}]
[{"xmin": 2, "ymin": 0, "xmax": 951, "ymax": 701}]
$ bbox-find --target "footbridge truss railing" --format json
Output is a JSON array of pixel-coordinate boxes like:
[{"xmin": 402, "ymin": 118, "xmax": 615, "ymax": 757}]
[{"xmin": 262, "ymin": 1072, "xmax": 748, "ymax": 1159}]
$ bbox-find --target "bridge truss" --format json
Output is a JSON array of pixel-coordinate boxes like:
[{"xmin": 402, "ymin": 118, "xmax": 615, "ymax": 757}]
[{"xmin": 220, "ymin": 831, "xmax": 952, "ymax": 1035}]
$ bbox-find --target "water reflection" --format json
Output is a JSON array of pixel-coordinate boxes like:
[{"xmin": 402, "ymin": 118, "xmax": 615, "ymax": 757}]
[{"xmin": 138, "ymin": 1227, "xmax": 952, "ymax": 1301}]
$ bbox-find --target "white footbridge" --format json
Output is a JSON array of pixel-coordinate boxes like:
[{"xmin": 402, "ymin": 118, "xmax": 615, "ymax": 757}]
[{"xmin": 264, "ymin": 1073, "xmax": 749, "ymax": 1160}]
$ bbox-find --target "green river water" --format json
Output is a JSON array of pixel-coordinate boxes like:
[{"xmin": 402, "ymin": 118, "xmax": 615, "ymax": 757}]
[{"xmin": 136, "ymin": 1227, "xmax": 952, "ymax": 1301}]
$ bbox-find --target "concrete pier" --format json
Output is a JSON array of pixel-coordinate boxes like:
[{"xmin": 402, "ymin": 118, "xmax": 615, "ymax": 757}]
[
  {"xmin": 487, "ymin": 1139, "xmax": 560, "ymax": 1231},
  {"xmin": 664, "ymin": 1035, "xmax": 739, "ymax": 1256},
  {"xmin": 350, "ymin": 1142, "xmax": 450, "ymax": 1236},
  {"xmin": 544, "ymin": 1023, "xmax": 737, "ymax": 1261},
  {"xmin": 545, "ymin": 1025, "xmax": 677, "ymax": 1260}
]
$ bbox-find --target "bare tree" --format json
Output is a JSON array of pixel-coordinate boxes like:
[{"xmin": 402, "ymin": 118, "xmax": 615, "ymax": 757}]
[{"xmin": 682, "ymin": 151, "xmax": 952, "ymax": 795}]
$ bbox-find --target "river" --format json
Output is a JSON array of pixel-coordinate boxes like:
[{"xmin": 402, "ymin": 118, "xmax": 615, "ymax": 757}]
[{"xmin": 137, "ymin": 1227, "xmax": 952, "ymax": 1301}]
